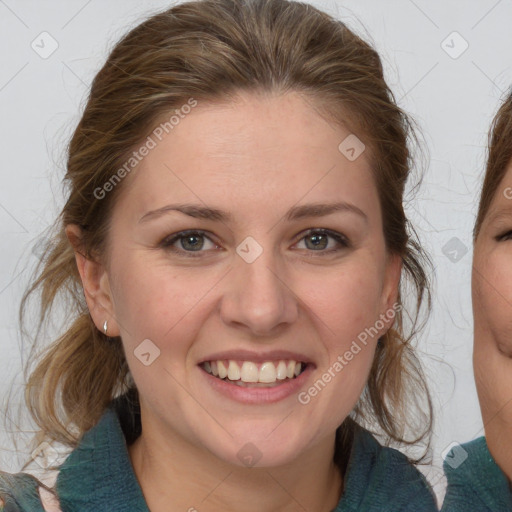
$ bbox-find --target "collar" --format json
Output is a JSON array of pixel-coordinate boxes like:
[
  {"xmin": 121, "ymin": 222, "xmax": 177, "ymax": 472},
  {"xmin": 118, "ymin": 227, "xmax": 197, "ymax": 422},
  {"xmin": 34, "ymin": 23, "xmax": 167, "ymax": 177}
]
[
  {"xmin": 442, "ymin": 436, "xmax": 512, "ymax": 511},
  {"xmin": 55, "ymin": 392, "xmax": 149, "ymax": 511}
]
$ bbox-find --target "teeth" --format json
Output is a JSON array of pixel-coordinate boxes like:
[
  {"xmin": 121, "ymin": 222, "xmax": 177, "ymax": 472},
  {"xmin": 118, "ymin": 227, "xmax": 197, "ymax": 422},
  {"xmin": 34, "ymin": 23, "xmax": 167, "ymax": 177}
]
[
  {"xmin": 241, "ymin": 361, "xmax": 259, "ymax": 382},
  {"xmin": 227, "ymin": 360, "xmax": 240, "ymax": 380},
  {"xmin": 259, "ymin": 362, "xmax": 277, "ymax": 383},
  {"xmin": 276, "ymin": 361, "xmax": 288, "ymax": 380},
  {"xmin": 202, "ymin": 359, "xmax": 305, "ymax": 384},
  {"xmin": 287, "ymin": 361, "xmax": 295, "ymax": 378},
  {"xmin": 218, "ymin": 361, "xmax": 228, "ymax": 379}
]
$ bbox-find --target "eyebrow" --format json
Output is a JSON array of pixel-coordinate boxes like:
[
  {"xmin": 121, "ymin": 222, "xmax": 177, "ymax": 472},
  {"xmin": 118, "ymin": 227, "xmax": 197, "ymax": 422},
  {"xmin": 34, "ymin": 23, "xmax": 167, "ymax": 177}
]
[
  {"xmin": 486, "ymin": 206, "xmax": 512, "ymax": 226},
  {"xmin": 138, "ymin": 201, "xmax": 368, "ymax": 224}
]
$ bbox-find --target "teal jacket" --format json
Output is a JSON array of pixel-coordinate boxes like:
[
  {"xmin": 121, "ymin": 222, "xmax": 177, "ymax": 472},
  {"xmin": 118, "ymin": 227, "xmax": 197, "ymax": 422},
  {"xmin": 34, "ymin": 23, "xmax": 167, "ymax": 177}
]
[
  {"xmin": 0, "ymin": 393, "xmax": 438, "ymax": 511},
  {"xmin": 442, "ymin": 436, "xmax": 512, "ymax": 511}
]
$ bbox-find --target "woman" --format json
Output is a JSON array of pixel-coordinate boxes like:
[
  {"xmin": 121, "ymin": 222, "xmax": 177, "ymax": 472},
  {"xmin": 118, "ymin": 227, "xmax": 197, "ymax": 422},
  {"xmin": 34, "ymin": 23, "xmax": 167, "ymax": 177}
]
[
  {"xmin": 0, "ymin": 0, "xmax": 436, "ymax": 510},
  {"xmin": 441, "ymin": 92, "xmax": 512, "ymax": 511}
]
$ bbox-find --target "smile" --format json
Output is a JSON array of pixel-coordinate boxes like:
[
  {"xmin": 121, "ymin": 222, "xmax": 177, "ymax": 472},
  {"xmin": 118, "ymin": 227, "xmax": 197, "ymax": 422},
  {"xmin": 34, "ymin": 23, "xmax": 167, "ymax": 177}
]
[{"xmin": 200, "ymin": 359, "xmax": 308, "ymax": 387}]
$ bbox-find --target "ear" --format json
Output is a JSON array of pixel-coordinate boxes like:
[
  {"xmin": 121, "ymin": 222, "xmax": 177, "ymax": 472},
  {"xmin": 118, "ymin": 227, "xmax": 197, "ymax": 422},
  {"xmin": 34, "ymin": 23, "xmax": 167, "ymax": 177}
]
[
  {"xmin": 65, "ymin": 224, "xmax": 120, "ymax": 337},
  {"xmin": 378, "ymin": 252, "xmax": 402, "ymax": 332}
]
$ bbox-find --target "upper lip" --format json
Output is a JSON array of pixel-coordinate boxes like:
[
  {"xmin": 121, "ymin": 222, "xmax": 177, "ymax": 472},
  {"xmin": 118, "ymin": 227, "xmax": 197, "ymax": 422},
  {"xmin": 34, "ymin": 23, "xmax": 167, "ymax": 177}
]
[{"xmin": 198, "ymin": 349, "xmax": 315, "ymax": 366}]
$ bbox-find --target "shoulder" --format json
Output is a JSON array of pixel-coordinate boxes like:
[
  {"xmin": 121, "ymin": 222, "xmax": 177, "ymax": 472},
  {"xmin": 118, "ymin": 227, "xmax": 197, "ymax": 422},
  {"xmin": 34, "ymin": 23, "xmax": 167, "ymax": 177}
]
[
  {"xmin": 336, "ymin": 428, "xmax": 438, "ymax": 512},
  {"xmin": 0, "ymin": 394, "xmax": 137, "ymax": 512},
  {"xmin": 441, "ymin": 436, "xmax": 512, "ymax": 512},
  {"xmin": 0, "ymin": 470, "xmax": 61, "ymax": 512}
]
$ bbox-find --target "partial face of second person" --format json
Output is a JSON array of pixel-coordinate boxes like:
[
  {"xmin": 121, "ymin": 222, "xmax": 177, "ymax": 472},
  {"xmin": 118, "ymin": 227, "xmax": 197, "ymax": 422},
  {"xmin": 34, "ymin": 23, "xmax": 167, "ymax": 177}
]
[
  {"xmin": 71, "ymin": 90, "xmax": 401, "ymax": 470},
  {"xmin": 473, "ymin": 158, "xmax": 512, "ymax": 481}
]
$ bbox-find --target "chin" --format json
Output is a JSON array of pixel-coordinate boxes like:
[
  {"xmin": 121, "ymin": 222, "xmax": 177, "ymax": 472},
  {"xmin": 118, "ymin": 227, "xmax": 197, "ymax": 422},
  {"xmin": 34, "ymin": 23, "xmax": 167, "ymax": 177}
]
[{"xmin": 206, "ymin": 434, "xmax": 308, "ymax": 469}]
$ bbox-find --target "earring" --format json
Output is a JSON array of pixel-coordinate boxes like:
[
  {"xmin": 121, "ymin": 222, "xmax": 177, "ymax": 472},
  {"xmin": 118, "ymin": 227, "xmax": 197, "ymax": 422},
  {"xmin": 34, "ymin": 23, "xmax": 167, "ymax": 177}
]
[{"xmin": 103, "ymin": 320, "xmax": 108, "ymax": 335}]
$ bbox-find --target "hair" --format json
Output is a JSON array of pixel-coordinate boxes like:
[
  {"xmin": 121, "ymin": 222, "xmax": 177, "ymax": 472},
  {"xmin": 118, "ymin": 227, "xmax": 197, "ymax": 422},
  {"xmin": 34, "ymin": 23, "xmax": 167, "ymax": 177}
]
[
  {"xmin": 473, "ymin": 89, "xmax": 512, "ymax": 240},
  {"xmin": 7, "ymin": 0, "xmax": 433, "ymax": 479}
]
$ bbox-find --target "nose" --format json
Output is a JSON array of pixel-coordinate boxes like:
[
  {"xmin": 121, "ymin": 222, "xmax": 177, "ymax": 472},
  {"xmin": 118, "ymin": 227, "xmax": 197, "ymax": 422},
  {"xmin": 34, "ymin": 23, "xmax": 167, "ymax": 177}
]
[{"xmin": 219, "ymin": 245, "xmax": 299, "ymax": 337}]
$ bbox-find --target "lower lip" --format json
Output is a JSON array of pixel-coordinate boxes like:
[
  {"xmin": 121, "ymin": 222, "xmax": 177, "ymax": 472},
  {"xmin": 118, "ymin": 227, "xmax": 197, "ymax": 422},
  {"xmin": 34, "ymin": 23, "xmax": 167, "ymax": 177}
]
[{"xmin": 199, "ymin": 364, "xmax": 314, "ymax": 404}]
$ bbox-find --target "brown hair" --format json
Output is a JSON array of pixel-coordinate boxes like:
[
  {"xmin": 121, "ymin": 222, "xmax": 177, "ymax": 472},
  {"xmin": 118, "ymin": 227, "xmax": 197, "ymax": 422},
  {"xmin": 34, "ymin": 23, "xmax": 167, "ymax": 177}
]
[
  {"xmin": 7, "ymin": 0, "xmax": 433, "ymax": 477},
  {"xmin": 474, "ymin": 90, "xmax": 512, "ymax": 239}
]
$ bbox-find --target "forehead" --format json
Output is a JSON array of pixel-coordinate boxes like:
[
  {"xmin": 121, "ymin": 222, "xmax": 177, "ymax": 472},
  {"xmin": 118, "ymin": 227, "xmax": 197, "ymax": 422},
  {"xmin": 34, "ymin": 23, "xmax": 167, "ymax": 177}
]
[
  {"xmin": 114, "ymin": 91, "xmax": 379, "ymax": 221},
  {"xmin": 482, "ymin": 161, "xmax": 512, "ymax": 226}
]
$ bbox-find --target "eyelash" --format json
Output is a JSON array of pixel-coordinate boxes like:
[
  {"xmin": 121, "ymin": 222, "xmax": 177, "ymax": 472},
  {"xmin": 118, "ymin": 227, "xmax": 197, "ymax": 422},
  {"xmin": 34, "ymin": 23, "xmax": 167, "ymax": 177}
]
[
  {"xmin": 159, "ymin": 229, "xmax": 350, "ymax": 258},
  {"xmin": 496, "ymin": 230, "xmax": 512, "ymax": 242}
]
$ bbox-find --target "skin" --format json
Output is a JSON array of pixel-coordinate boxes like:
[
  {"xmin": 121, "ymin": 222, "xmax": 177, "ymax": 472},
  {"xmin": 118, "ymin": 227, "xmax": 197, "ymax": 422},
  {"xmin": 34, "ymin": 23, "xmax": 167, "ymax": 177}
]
[
  {"xmin": 473, "ymin": 159, "xmax": 512, "ymax": 483},
  {"xmin": 66, "ymin": 90, "xmax": 401, "ymax": 512}
]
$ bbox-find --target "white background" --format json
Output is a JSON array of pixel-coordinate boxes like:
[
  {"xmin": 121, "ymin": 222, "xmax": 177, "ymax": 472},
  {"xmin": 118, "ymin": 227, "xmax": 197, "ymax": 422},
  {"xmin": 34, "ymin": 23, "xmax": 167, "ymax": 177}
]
[{"xmin": 1, "ymin": 0, "xmax": 511, "ymax": 506}]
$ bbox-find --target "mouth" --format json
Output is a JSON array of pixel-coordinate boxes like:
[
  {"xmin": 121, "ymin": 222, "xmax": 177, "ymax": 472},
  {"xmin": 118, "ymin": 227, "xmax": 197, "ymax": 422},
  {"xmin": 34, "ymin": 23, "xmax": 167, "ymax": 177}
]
[{"xmin": 199, "ymin": 359, "xmax": 310, "ymax": 388}]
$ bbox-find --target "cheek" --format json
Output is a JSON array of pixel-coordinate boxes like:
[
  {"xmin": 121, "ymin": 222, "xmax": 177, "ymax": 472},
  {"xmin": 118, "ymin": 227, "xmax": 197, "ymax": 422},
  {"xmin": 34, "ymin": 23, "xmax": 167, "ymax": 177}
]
[
  {"xmin": 306, "ymin": 262, "xmax": 384, "ymax": 330},
  {"xmin": 474, "ymin": 250, "xmax": 512, "ymax": 354},
  {"xmin": 295, "ymin": 259, "xmax": 385, "ymax": 382},
  {"xmin": 112, "ymin": 247, "xmax": 385, "ymax": 366},
  {"xmin": 110, "ymin": 253, "xmax": 218, "ymax": 348}
]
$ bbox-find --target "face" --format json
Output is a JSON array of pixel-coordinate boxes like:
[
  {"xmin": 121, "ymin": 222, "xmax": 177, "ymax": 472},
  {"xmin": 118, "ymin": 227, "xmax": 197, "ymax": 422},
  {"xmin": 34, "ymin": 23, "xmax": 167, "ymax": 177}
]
[
  {"xmin": 473, "ymin": 160, "xmax": 512, "ymax": 478},
  {"xmin": 69, "ymin": 90, "xmax": 400, "ymax": 468}
]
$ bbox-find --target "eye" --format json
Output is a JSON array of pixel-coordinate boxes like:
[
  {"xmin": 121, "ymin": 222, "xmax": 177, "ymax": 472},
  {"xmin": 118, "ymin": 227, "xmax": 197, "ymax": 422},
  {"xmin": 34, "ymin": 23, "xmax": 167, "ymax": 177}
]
[
  {"xmin": 159, "ymin": 228, "xmax": 350, "ymax": 258},
  {"xmin": 496, "ymin": 230, "xmax": 512, "ymax": 242},
  {"xmin": 293, "ymin": 229, "xmax": 350, "ymax": 254},
  {"xmin": 160, "ymin": 230, "xmax": 219, "ymax": 257}
]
